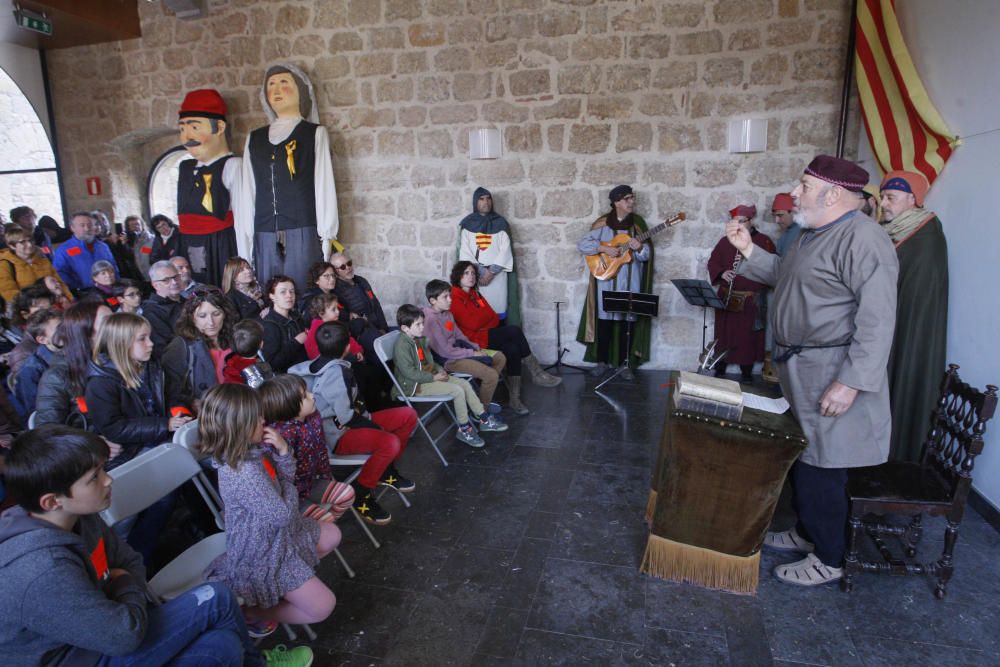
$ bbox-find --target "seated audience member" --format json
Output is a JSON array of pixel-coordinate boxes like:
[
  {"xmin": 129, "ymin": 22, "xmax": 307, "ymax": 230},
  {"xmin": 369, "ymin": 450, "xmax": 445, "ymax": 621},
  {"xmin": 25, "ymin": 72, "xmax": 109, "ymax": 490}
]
[
  {"xmin": 8, "ymin": 205, "xmax": 49, "ymax": 256},
  {"xmin": 34, "ymin": 301, "xmax": 113, "ymax": 428},
  {"xmin": 449, "ymin": 260, "xmax": 561, "ymax": 414},
  {"xmin": 6, "ymin": 284, "xmax": 56, "ymax": 378},
  {"xmin": 290, "ymin": 321, "xmax": 418, "ymax": 525},
  {"xmin": 86, "ymin": 313, "xmax": 192, "ymax": 563},
  {"xmin": 13, "ymin": 308, "xmax": 62, "ymax": 417},
  {"xmin": 97, "ymin": 213, "xmax": 142, "ymax": 282},
  {"xmin": 125, "ymin": 215, "xmax": 155, "ymax": 279},
  {"xmin": 304, "ymin": 292, "xmax": 360, "ymax": 361},
  {"xmin": 113, "ymin": 278, "xmax": 144, "ymax": 315},
  {"xmin": 80, "ymin": 260, "xmax": 119, "ymax": 308},
  {"xmin": 423, "ymin": 279, "xmax": 507, "ymax": 415},
  {"xmin": 162, "ymin": 290, "xmax": 236, "ymax": 407},
  {"xmin": 0, "ymin": 425, "xmax": 267, "ymax": 666},
  {"xmin": 299, "ymin": 261, "xmax": 337, "ymax": 319},
  {"xmin": 393, "ymin": 304, "xmax": 506, "ymax": 448},
  {"xmin": 259, "ymin": 375, "xmax": 355, "ymax": 523},
  {"xmin": 222, "ymin": 319, "xmax": 274, "ymax": 388},
  {"xmin": 170, "ymin": 255, "xmax": 208, "ymax": 299},
  {"xmin": 0, "ymin": 224, "xmax": 72, "ymax": 302},
  {"xmin": 52, "ymin": 212, "xmax": 119, "ymax": 294},
  {"xmin": 331, "ymin": 252, "xmax": 390, "ymax": 361},
  {"xmin": 36, "ymin": 215, "xmax": 72, "ymax": 248},
  {"xmin": 149, "ymin": 214, "xmax": 179, "ymax": 263},
  {"xmin": 222, "ymin": 257, "xmax": 265, "ymax": 320},
  {"xmin": 261, "ymin": 275, "xmax": 307, "ymax": 374},
  {"xmin": 142, "ymin": 260, "xmax": 184, "ymax": 358},
  {"xmin": 38, "ymin": 275, "xmax": 73, "ymax": 311}
]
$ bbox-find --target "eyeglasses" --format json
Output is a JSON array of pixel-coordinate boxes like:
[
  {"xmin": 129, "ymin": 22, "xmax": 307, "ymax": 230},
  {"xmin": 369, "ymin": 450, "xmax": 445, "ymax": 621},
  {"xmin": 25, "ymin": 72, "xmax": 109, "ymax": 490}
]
[
  {"xmin": 153, "ymin": 274, "xmax": 180, "ymax": 284},
  {"xmin": 319, "ymin": 272, "xmax": 336, "ymax": 280},
  {"xmin": 334, "ymin": 261, "xmax": 353, "ymax": 270}
]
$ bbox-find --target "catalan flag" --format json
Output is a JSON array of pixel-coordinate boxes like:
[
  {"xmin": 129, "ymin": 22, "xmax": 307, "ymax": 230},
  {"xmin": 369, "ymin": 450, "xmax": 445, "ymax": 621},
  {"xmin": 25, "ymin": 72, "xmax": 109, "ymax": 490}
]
[{"xmin": 854, "ymin": 0, "xmax": 958, "ymax": 184}]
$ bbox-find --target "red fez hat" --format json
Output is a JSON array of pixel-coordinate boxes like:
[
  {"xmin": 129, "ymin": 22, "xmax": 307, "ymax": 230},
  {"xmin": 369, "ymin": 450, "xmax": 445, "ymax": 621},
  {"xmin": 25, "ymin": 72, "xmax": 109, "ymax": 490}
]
[
  {"xmin": 179, "ymin": 89, "xmax": 227, "ymax": 121},
  {"xmin": 804, "ymin": 155, "xmax": 868, "ymax": 192},
  {"xmin": 880, "ymin": 169, "xmax": 929, "ymax": 206},
  {"xmin": 771, "ymin": 193, "xmax": 794, "ymax": 212},
  {"xmin": 729, "ymin": 204, "xmax": 757, "ymax": 220}
]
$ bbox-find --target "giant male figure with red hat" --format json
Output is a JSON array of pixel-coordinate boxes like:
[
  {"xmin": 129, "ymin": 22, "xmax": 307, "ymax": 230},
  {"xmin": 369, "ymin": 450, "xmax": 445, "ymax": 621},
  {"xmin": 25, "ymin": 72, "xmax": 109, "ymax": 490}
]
[
  {"xmin": 176, "ymin": 89, "xmax": 247, "ymax": 286},
  {"xmin": 727, "ymin": 155, "xmax": 899, "ymax": 587},
  {"xmin": 879, "ymin": 170, "xmax": 949, "ymax": 463}
]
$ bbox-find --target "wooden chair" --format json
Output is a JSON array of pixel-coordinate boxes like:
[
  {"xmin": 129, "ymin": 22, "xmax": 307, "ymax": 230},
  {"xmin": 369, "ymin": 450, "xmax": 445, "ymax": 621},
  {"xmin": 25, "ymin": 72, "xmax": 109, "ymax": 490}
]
[{"xmin": 841, "ymin": 364, "xmax": 998, "ymax": 598}]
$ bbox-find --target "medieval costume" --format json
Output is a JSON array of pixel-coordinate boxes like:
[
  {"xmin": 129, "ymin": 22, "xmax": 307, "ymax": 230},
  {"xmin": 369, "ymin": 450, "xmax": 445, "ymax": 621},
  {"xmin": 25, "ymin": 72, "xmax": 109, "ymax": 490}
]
[
  {"xmin": 240, "ymin": 63, "xmax": 339, "ymax": 289},
  {"xmin": 880, "ymin": 170, "xmax": 948, "ymax": 462},
  {"xmin": 456, "ymin": 187, "xmax": 522, "ymax": 325}
]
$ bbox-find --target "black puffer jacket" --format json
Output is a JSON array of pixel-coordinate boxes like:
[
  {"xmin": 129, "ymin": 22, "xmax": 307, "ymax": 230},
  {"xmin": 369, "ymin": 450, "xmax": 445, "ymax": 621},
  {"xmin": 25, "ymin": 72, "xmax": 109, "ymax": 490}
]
[
  {"xmin": 84, "ymin": 355, "xmax": 181, "ymax": 466},
  {"xmin": 161, "ymin": 336, "xmax": 218, "ymax": 404},
  {"xmin": 225, "ymin": 288, "xmax": 264, "ymax": 321},
  {"xmin": 334, "ymin": 275, "xmax": 389, "ymax": 331},
  {"xmin": 261, "ymin": 309, "xmax": 307, "ymax": 373},
  {"xmin": 34, "ymin": 353, "xmax": 89, "ymax": 429}
]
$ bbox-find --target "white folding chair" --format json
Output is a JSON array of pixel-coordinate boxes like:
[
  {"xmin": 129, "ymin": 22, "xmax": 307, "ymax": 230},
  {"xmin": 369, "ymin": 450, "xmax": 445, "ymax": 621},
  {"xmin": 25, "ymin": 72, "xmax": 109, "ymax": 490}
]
[
  {"xmin": 171, "ymin": 420, "xmax": 224, "ymax": 531},
  {"xmin": 27, "ymin": 411, "xmax": 37, "ymax": 429},
  {"xmin": 373, "ymin": 330, "xmax": 460, "ymax": 467}
]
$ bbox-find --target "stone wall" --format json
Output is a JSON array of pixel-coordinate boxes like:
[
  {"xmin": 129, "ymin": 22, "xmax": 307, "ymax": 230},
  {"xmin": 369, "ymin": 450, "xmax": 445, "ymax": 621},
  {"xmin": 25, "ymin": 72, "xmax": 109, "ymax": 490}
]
[{"xmin": 45, "ymin": 0, "xmax": 857, "ymax": 369}]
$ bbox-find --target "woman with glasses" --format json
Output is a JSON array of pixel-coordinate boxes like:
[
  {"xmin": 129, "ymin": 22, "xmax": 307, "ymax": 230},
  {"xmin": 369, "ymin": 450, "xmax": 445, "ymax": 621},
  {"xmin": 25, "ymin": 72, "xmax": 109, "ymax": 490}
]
[
  {"xmin": 161, "ymin": 290, "xmax": 238, "ymax": 407},
  {"xmin": 298, "ymin": 261, "xmax": 337, "ymax": 318},
  {"xmin": 330, "ymin": 252, "xmax": 390, "ymax": 363},
  {"xmin": 0, "ymin": 224, "xmax": 73, "ymax": 303}
]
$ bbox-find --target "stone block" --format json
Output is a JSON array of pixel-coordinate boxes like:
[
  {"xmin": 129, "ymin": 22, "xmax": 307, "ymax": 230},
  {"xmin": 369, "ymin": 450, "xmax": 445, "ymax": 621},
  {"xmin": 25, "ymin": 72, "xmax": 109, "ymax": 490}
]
[
  {"xmin": 706, "ymin": 190, "xmax": 761, "ymax": 222},
  {"xmin": 470, "ymin": 44, "xmax": 516, "ymax": 71},
  {"xmin": 766, "ymin": 19, "xmax": 813, "ymax": 47},
  {"xmin": 539, "ymin": 9, "xmax": 581, "ymax": 37},
  {"xmin": 293, "ymin": 34, "xmax": 326, "ymax": 56},
  {"xmin": 485, "ymin": 14, "xmax": 536, "ymax": 42},
  {"xmin": 502, "ymin": 0, "xmax": 543, "ymax": 11},
  {"xmin": 409, "ymin": 23, "xmax": 446, "ymax": 47},
  {"xmin": 521, "ymin": 39, "xmax": 570, "ymax": 66},
  {"xmin": 355, "ymin": 164, "xmax": 409, "ymax": 189},
  {"xmin": 430, "ymin": 190, "xmax": 464, "ymax": 218},
  {"xmin": 512, "ymin": 245, "xmax": 540, "ymax": 279},
  {"xmin": 542, "ymin": 248, "xmax": 585, "ymax": 281},
  {"xmin": 334, "ymin": 133, "xmax": 375, "ymax": 158},
  {"xmin": 764, "ymin": 86, "xmax": 835, "ymax": 110},
  {"xmin": 162, "ymin": 48, "xmax": 192, "ymax": 71},
  {"xmin": 568, "ymin": 124, "xmax": 610, "ymax": 154},
  {"xmin": 430, "ymin": 104, "xmax": 478, "ymax": 124},
  {"xmin": 447, "ymin": 18, "xmax": 484, "ymax": 44},
  {"xmin": 714, "ymin": 0, "xmax": 773, "ymax": 24},
  {"xmin": 329, "ymin": 32, "xmax": 364, "ymax": 53},
  {"xmin": 617, "ymin": 122, "xmax": 653, "ymax": 152},
  {"xmin": 703, "ymin": 58, "xmax": 744, "ymax": 86},
  {"xmin": 693, "ymin": 161, "xmax": 739, "ymax": 188},
  {"xmin": 430, "ymin": 0, "xmax": 465, "ymax": 15},
  {"xmin": 467, "ymin": 0, "xmax": 499, "ymax": 13},
  {"xmin": 728, "ymin": 28, "xmax": 761, "ymax": 51},
  {"xmin": 526, "ymin": 279, "xmax": 570, "ymax": 305},
  {"xmin": 606, "ymin": 65, "xmax": 650, "ymax": 92},
  {"xmin": 581, "ymin": 160, "xmax": 638, "ymax": 186},
  {"xmin": 397, "ymin": 52, "xmax": 428, "ymax": 74},
  {"xmin": 557, "ymin": 66, "xmax": 602, "ymax": 95},
  {"xmin": 483, "ymin": 101, "xmax": 530, "ymax": 123},
  {"xmin": 662, "ymin": 3, "xmax": 706, "ymax": 28},
  {"xmin": 529, "ymin": 159, "xmax": 577, "ymax": 186},
  {"xmin": 417, "ymin": 129, "xmax": 454, "ymax": 158},
  {"xmin": 658, "ymin": 122, "xmax": 703, "ymax": 152},
  {"xmin": 787, "ymin": 113, "xmax": 837, "ymax": 148},
  {"xmin": 534, "ymin": 99, "xmax": 582, "ymax": 121},
  {"xmin": 657, "ymin": 191, "xmax": 703, "ymax": 221},
  {"xmin": 435, "ymin": 47, "xmax": 472, "ymax": 72},
  {"xmin": 469, "ymin": 160, "xmax": 525, "ymax": 186},
  {"xmin": 398, "ymin": 106, "xmax": 428, "ymax": 127},
  {"xmin": 505, "ymin": 124, "xmax": 543, "ymax": 153},
  {"xmin": 454, "ymin": 72, "xmax": 493, "ymax": 101},
  {"xmin": 386, "ymin": 0, "xmax": 422, "ymax": 21},
  {"xmin": 547, "ymin": 125, "xmax": 565, "ymax": 152},
  {"xmin": 349, "ymin": 0, "xmax": 382, "ymax": 26},
  {"xmin": 744, "ymin": 156, "xmax": 803, "ymax": 187},
  {"xmin": 609, "ymin": 5, "xmax": 655, "ymax": 31},
  {"xmin": 376, "ymin": 78, "xmax": 414, "ymax": 103},
  {"xmin": 174, "ymin": 24, "xmax": 204, "ymax": 45},
  {"xmin": 540, "ymin": 189, "xmax": 594, "ymax": 218},
  {"xmin": 314, "ymin": 4, "xmax": 347, "ymax": 28},
  {"xmin": 750, "ymin": 54, "xmax": 788, "ymax": 85},
  {"xmin": 638, "ymin": 93, "xmax": 679, "ymax": 117},
  {"xmin": 417, "ymin": 76, "xmax": 451, "ymax": 103},
  {"xmin": 411, "ymin": 164, "xmax": 447, "ymax": 188},
  {"xmin": 779, "ymin": 0, "xmax": 800, "ymax": 17},
  {"xmin": 629, "ymin": 35, "xmax": 671, "ymax": 60},
  {"xmin": 345, "ymin": 108, "xmax": 397, "ymax": 129},
  {"xmin": 586, "ymin": 96, "xmax": 633, "ymax": 120},
  {"xmin": 509, "ymin": 69, "xmax": 551, "ymax": 97},
  {"xmin": 644, "ymin": 162, "xmax": 686, "ymax": 187},
  {"xmin": 817, "ymin": 16, "xmax": 850, "ymax": 45},
  {"xmin": 387, "ymin": 219, "xmax": 419, "ymax": 244},
  {"xmin": 377, "ymin": 130, "xmax": 415, "ymax": 156},
  {"xmin": 276, "ymin": 5, "xmax": 310, "ymax": 32},
  {"xmin": 716, "ymin": 92, "xmax": 765, "ymax": 116},
  {"xmin": 352, "ymin": 194, "xmax": 395, "ymax": 216},
  {"xmin": 674, "ymin": 30, "xmax": 723, "ymax": 56},
  {"xmin": 584, "ymin": 5, "xmax": 608, "ymax": 33},
  {"xmin": 314, "ymin": 56, "xmax": 351, "ymax": 80},
  {"xmin": 653, "ymin": 62, "xmax": 698, "ymax": 89},
  {"xmin": 356, "ymin": 53, "xmax": 395, "ymax": 77},
  {"xmin": 419, "ymin": 222, "xmax": 457, "ymax": 247},
  {"xmin": 793, "ymin": 48, "xmax": 843, "ymax": 81},
  {"xmin": 125, "ymin": 51, "xmax": 159, "ymax": 75},
  {"xmin": 325, "ymin": 80, "xmax": 359, "ymax": 107},
  {"xmin": 571, "ymin": 36, "xmax": 623, "ymax": 61}
]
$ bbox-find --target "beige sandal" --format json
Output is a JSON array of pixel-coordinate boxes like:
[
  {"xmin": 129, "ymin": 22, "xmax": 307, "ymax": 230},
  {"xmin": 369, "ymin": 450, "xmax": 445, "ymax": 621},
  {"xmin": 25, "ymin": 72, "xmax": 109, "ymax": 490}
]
[
  {"xmin": 774, "ymin": 553, "xmax": 842, "ymax": 586},
  {"xmin": 764, "ymin": 527, "xmax": 815, "ymax": 553}
]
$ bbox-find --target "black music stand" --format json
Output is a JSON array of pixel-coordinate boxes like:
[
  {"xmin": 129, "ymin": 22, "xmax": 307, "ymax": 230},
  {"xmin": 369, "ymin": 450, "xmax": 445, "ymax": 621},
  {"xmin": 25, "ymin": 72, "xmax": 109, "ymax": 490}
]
[
  {"xmin": 595, "ymin": 290, "xmax": 659, "ymax": 390},
  {"xmin": 544, "ymin": 301, "xmax": 586, "ymax": 373},
  {"xmin": 670, "ymin": 279, "xmax": 726, "ymax": 354}
]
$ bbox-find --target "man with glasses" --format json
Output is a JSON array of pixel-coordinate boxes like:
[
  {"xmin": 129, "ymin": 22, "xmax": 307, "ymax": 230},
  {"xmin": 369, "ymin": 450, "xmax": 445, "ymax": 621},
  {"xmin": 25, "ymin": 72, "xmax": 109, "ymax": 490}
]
[
  {"xmin": 330, "ymin": 252, "xmax": 390, "ymax": 362},
  {"xmin": 142, "ymin": 261, "xmax": 184, "ymax": 358},
  {"xmin": 170, "ymin": 256, "xmax": 209, "ymax": 299},
  {"xmin": 52, "ymin": 212, "xmax": 120, "ymax": 294}
]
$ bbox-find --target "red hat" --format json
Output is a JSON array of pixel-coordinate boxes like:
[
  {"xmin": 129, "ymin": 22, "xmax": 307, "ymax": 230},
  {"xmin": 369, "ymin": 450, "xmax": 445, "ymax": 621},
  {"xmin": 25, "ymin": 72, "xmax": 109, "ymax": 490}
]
[
  {"xmin": 179, "ymin": 89, "xmax": 227, "ymax": 121},
  {"xmin": 729, "ymin": 204, "xmax": 757, "ymax": 220},
  {"xmin": 804, "ymin": 155, "xmax": 868, "ymax": 192},
  {"xmin": 880, "ymin": 170, "xmax": 929, "ymax": 206},
  {"xmin": 771, "ymin": 193, "xmax": 794, "ymax": 212}
]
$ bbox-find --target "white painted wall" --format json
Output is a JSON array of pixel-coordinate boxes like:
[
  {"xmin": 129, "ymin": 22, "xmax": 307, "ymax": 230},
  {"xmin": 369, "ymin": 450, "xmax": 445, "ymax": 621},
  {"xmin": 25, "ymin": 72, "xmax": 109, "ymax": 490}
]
[
  {"xmin": 860, "ymin": 0, "xmax": 1000, "ymax": 510},
  {"xmin": 0, "ymin": 41, "xmax": 51, "ymax": 140}
]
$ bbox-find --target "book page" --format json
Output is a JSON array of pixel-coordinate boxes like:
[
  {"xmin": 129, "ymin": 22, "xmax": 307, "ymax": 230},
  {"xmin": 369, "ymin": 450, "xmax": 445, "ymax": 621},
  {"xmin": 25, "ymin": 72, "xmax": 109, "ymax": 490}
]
[{"xmin": 742, "ymin": 392, "xmax": 790, "ymax": 414}]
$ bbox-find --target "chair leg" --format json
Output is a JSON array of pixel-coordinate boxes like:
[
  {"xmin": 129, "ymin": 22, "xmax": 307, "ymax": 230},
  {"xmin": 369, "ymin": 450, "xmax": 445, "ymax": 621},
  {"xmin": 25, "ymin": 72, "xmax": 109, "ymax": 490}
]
[
  {"xmin": 282, "ymin": 623, "xmax": 298, "ymax": 641},
  {"xmin": 903, "ymin": 514, "xmax": 923, "ymax": 557},
  {"xmin": 415, "ymin": 417, "xmax": 450, "ymax": 467},
  {"xmin": 935, "ymin": 520, "xmax": 960, "ymax": 599},
  {"xmin": 376, "ymin": 484, "xmax": 412, "ymax": 508},
  {"xmin": 332, "ymin": 547, "xmax": 355, "ymax": 578},
  {"xmin": 841, "ymin": 515, "xmax": 863, "ymax": 593},
  {"xmin": 349, "ymin": 506, "xmax": 382, "ymax": 549}
]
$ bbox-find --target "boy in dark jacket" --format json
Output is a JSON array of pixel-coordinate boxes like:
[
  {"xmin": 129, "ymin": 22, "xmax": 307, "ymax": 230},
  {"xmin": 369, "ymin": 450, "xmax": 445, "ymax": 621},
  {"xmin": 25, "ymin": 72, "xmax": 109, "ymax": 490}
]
[
  {"xmin": 0, "ymin": 425, "xmax": 265, "ymax": 666},
  {"xmin": 13, "ymin": 307, "xmax": 62, "ymax": 417}
]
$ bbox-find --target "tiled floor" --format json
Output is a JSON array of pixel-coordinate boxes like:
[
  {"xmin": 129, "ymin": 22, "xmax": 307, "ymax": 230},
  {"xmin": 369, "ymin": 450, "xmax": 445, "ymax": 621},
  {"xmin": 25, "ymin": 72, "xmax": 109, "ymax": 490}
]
[{"xmin": 267, "ymin": 369, "xmax": 1000, "ymax": 666}]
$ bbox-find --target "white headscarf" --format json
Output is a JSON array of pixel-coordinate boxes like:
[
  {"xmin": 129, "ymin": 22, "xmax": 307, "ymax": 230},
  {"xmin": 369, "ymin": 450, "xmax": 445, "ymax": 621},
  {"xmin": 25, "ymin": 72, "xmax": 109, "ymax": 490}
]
[{"xmin": 259, "ymin": 61, "xmax": 319, "ymax": 124}]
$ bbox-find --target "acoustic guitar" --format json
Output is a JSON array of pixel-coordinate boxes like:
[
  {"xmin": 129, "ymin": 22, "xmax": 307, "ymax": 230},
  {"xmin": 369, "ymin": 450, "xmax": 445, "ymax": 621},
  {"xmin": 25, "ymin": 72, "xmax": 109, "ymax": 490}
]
[{"xmin": 585, "ymin": 212, "xmax": 685, "ymax": 280}]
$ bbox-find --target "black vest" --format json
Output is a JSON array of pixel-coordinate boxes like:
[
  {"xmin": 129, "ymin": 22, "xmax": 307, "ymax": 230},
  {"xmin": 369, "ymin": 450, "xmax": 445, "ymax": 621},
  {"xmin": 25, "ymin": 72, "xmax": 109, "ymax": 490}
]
[
  {"xmin": 177, "ymin": 155, "xmax": 234, "ymax": 222},
  {"xmin": 249, "ymin": 121, "xmax": 319, "ymax": 233}
]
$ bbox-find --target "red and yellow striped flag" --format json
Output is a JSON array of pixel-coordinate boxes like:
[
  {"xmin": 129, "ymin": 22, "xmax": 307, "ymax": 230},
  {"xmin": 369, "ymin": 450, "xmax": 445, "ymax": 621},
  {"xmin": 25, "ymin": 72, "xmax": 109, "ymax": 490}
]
[{"xmin": 855, "ymin": 0, "xmax": 958, "ymax": 184}]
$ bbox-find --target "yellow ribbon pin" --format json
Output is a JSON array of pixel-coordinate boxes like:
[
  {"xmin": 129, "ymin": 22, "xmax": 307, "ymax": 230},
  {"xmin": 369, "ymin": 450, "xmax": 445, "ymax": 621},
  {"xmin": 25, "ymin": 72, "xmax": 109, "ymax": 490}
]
[
  {"xmin": 285, "ymin": 140, "xmax": 297, "ymax": 179},
  {"xmin": 201, "ymin": 173, "xmax": 213, "ymax": 213}
]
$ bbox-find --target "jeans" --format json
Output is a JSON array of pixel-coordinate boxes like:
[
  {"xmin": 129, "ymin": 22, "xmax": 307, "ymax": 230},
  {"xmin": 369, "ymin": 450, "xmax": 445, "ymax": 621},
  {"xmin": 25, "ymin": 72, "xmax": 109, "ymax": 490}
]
[{"xmin": 97, "ymin": 582, "xmax": 264, "ymax": 667}]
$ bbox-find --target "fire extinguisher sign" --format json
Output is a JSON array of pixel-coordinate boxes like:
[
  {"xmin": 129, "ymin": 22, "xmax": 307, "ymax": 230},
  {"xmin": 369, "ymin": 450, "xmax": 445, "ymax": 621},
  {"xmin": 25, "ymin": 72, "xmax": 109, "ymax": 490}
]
[{"xmin": 86, "ymin": 177, "xmax": 101, "ymax": 196}]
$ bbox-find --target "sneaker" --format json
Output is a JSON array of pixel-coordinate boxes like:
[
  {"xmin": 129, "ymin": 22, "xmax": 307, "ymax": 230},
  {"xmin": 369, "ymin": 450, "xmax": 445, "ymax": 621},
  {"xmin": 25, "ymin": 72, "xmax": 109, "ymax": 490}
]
[
  {"xmin": 773, "ymin": 553, "xmax": 842, "ymax": 587},
  {"xmin": 474, "ymin": 413, "xmax": 508, "ymax": 432},
  {"xmin": 764, "ymin": 527, "xmax": 815, "ymax": 554},
  {"xmin": 354, "ymin": 490, "xmax": 392, "ymax": 525},
  {"xmin": 245, "ymin": 617, "xmax": 278, "ymax": 639},
  {"xmin": 264, "ymin": 644, "xmax": 314, "ymax": 667},
  {"xmin": 380, "ymin": 466, "xmax": 416, "ymax": 493},
  {"xmin": 456, "ymin": 423, "xmax": 485, "ymax": 448}
]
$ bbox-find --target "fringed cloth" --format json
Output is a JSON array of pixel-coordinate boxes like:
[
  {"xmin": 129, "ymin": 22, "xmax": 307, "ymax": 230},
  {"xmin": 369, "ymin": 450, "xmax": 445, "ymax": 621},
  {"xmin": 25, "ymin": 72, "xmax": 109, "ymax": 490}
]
[{"xmin": 642, "ymin": 375, "xmax": 806, "ymax": 594}]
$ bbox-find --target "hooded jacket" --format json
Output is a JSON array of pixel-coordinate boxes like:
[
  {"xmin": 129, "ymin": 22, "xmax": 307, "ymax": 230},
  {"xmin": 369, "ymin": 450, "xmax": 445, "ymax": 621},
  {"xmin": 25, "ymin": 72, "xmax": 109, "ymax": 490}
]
[
  {"xmin": 0, "ymin": 507, "xmax": 148, "ymax": 666},
  {"xmin": 0, "ymin": 247, "xmax": 72, "ymax": 302},
  {"xmin": 289, "ymin": 356, "xmax": 377, "ymax": 449}
]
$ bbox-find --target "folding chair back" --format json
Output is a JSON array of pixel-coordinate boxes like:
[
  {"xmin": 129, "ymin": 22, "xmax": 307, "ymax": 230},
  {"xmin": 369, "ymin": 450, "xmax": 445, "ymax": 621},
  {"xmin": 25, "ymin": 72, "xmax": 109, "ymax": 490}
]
[
  {"xmin": 148, "ymin": 532, "xmax": 227, "ymax": 600},
  {"xmin": 100, "ymin": 444, "xmax": 203, "ymax": 527}
]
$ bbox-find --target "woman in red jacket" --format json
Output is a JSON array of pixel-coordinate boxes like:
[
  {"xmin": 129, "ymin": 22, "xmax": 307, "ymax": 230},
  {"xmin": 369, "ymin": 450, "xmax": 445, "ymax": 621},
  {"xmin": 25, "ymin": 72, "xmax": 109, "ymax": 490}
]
[{"xmin": 449, "ymin": 261, "xmax": 560, "ymax": 415}]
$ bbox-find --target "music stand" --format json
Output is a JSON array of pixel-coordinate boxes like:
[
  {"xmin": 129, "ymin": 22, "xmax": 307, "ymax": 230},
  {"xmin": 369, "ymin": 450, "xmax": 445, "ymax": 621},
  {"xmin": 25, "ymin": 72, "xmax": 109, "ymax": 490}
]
[
  {"xmin": 544, "ymin": 301, "xmax": 586, "ymax": 373},
  {"xmin": 595, "ymin": 290, "xmax": 659, "ymax": 390},
  {"xmin": 670, "ymin": 279, "xmax": 726, "ymax": 354}
]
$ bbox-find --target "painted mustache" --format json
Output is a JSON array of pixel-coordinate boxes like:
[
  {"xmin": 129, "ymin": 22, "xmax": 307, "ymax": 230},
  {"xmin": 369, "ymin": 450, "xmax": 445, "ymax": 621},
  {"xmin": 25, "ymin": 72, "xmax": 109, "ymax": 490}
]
[{"xmin": 184, "ymin": 139, "xmax": 201, "ymax": 148}]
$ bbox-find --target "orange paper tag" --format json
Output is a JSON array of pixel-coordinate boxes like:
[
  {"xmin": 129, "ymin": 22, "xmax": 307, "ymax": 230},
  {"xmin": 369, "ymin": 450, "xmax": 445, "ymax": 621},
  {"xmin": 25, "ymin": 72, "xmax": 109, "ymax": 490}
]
[
  {"xmin": 170, "ymin": 406, "xmax": 192, "ymax": 418},
  {"xmin": 41, "ymin": 246, "xmax": 50, "ymax": 255},
  {"xmin": 141, "ymin": 246, "xmax": 152, "ymax": 255},
  {"xmin": 106, "ymin": 297, "xmax": 119, "ymax": 307},
  {"xmin": 475, "ymin": 294, "xmax": 486, "ymax": 307},
  {"xmin": 67, "ymin": 246, "xmax": 82, "ymax": 257},
  {"xmin": 90, "ymin": 537, "xmax": 109, "ymax": 582},
  {"xmin": 75, "ymin": 396, "xmax": 89, "ymax": 413},
  {"xmin": 417, "ymin": 346, "xmax": 425, "ymax": 361},
  {"xmin": 366, "ymin": 290, "xmax": 374, "ymax": 299},
  {"xmin": 262, "ymin": 457, "xmax": 277, "ymax": 480},
  {"xmin": 444, "ymin": 321, "xmax": 453, "ymax": 331}
]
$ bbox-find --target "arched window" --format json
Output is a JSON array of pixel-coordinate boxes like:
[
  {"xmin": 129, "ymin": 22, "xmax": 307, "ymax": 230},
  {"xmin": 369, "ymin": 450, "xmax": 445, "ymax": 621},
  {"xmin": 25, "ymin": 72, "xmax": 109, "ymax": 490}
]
[
  {"xmin": 0, "ymin": 66, "xmax": 61, "ymax": 223},
  {"xmin": 146, "ymin": 146, "xmax": 187, "ymax": 222}
]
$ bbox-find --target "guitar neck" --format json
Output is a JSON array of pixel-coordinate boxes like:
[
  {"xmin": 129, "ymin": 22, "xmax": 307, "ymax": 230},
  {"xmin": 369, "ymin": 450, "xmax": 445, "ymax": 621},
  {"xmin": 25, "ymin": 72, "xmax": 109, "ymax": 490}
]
[{"xmin": 634, "ymin": 215, "xmax": 683, "ymax": 242}]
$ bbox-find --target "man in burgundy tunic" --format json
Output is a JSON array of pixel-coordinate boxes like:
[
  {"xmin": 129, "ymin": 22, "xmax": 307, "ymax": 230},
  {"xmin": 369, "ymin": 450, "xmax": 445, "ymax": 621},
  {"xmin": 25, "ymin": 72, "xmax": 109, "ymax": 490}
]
[{"xmin": 708, "ymin": 204, "xmax": 775, "ymax": 379}]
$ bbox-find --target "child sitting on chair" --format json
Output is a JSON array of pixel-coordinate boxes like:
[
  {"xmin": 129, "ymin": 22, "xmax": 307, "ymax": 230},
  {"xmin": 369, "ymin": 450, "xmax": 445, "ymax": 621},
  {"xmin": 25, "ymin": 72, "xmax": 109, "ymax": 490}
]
[
  {"xmin": 303, "ymin": 292, "xmax": 362, "ymax": 361},
  {"xmin": 290, "ymin": 321, "xmax": 417, "ymax": 526},
  {"xmin": 393, "ymin": 304, "xmax": 506, "ymax": 449},
  {"xmin": 258, "ymin": 374, "xmax": 355, "ymax": 524},
  {"xmin": 222, "ymin": 319, "xmax": 274, "ymax": 388}
]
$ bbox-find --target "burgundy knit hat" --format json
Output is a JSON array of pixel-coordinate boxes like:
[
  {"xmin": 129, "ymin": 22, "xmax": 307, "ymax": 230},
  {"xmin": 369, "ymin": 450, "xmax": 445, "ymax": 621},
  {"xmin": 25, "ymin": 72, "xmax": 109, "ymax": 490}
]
[
  {"xmin": 771, "ymin": 193, "xmax": 794, "ymax": 212},
  {"xmin": 729, "ymin": 204, "xmax": 757, "ymax": 219},
  {"xmin": 179, "ymin": 89, "xmax": 227, "ymax": 121},
  {"xmin": 803, "ymin": 155, "xmax": 869, "ymax": 192}
]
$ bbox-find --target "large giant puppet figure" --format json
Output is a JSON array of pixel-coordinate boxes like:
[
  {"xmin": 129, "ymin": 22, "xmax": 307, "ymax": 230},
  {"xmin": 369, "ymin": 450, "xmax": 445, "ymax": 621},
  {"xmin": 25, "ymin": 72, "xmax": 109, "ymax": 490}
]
[
  {"xmin": 176, "ymin": 89, "xmax": 246, "ymax": 286},
  {"xmin": 240, "ymin": 63, "xmax": 341, "ymax": 289}
]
